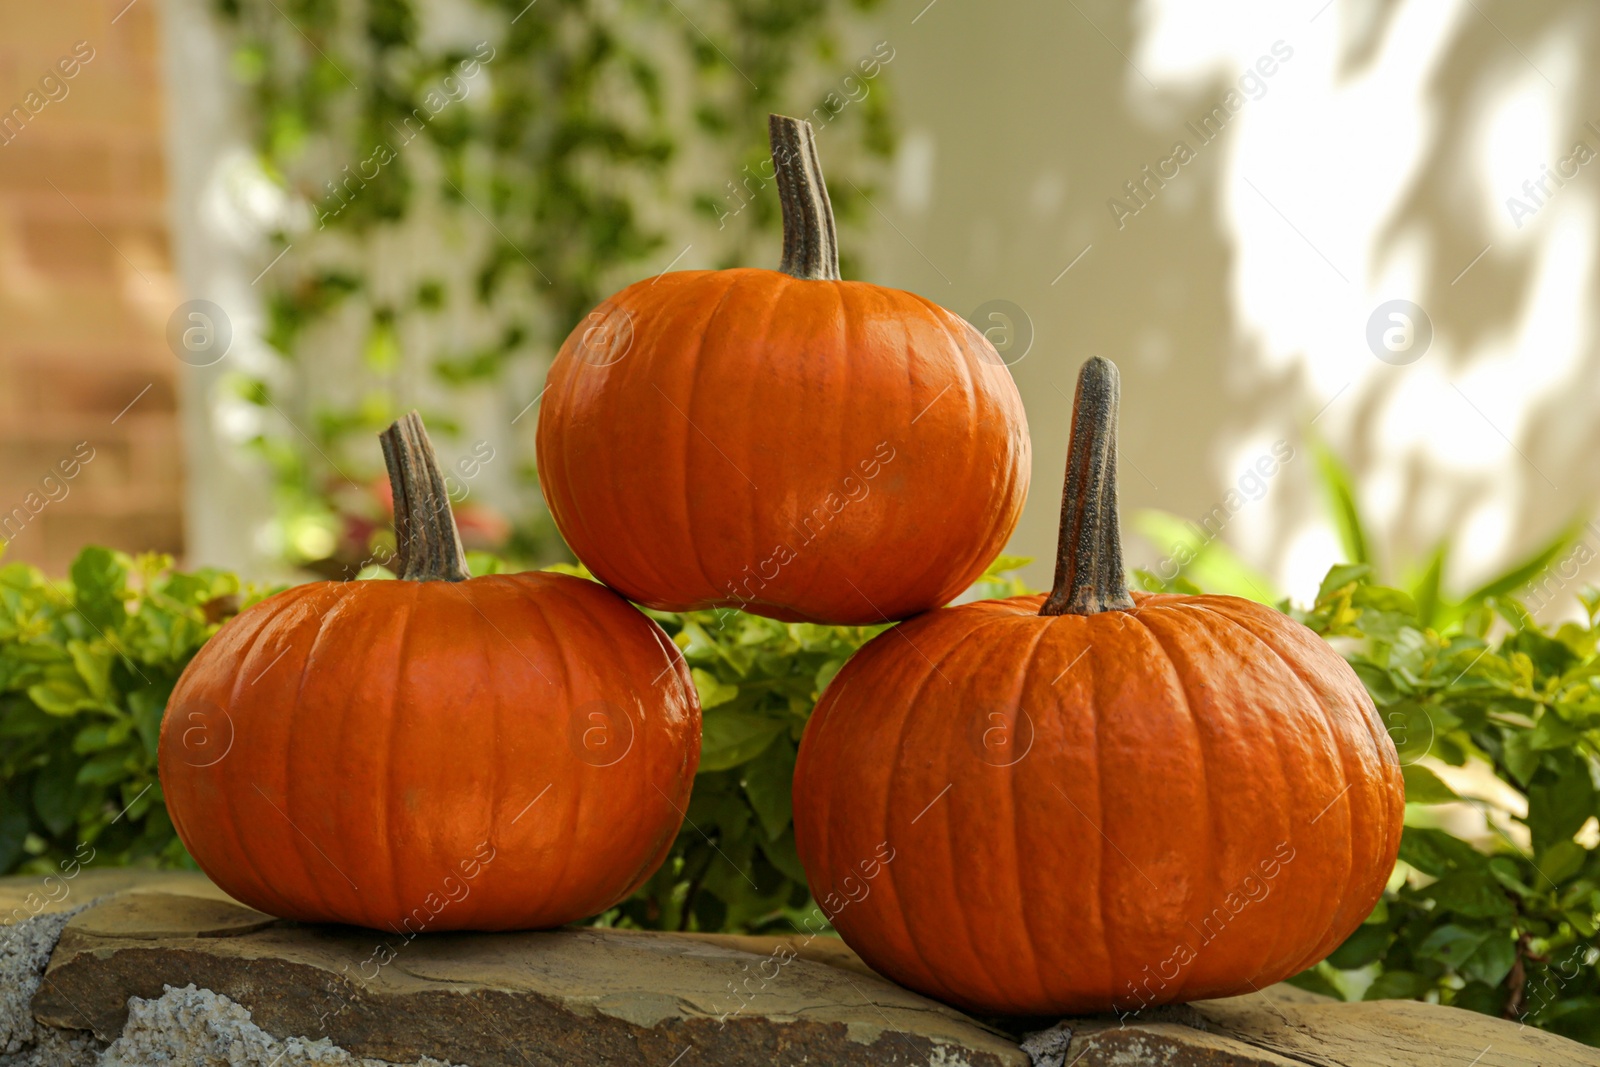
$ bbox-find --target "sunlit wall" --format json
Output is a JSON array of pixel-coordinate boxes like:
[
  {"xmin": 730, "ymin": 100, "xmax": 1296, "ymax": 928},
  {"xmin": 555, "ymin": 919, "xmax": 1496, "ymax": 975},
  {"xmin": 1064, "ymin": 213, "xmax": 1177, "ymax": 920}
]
[{"xmin": 872, "ymin": 0, "xmax": 1599, "ymax": 610}]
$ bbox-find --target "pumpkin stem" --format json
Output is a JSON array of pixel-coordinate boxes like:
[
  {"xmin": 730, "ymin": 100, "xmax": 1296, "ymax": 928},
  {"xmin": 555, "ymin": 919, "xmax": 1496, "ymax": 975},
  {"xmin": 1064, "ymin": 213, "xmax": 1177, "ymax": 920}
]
[
  {"xmin": 1040, "ymin": 357, "xmax": 1134, "ymax": 616},
  {"xmin": 379, "ymin": 411, "xmax": 471, "ymax": 583},
  {"xmin": 770, "ymin": 114, "xmax": 841, "ymax": 282}
]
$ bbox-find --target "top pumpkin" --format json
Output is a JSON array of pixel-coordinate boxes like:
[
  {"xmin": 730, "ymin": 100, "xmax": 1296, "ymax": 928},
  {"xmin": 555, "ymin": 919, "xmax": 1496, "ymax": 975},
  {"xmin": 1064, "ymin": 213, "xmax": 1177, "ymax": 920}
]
[{"xmin": 536, "ymin": 114, "xmax": 1029, "ymax": 625}]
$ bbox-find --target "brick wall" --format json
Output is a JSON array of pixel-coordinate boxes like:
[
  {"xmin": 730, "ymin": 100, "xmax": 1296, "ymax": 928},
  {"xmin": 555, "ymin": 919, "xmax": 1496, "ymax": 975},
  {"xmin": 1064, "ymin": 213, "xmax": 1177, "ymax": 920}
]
[{"xmin": 0, "ymin": 0, "xmax": 183, "ymax": 575}]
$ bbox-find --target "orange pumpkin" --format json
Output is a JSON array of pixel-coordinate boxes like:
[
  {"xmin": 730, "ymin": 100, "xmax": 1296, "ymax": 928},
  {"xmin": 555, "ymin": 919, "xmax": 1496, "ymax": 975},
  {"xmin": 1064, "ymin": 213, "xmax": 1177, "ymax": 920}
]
[
  {"xmin": 792, "ymin": 358, "xmax": 1403, "ymax": 1015},
  {"xmin": 159, "ymin": 413, "xmax": 700, "ymax": 931},
  {"xmin": 535, "ymin": 114, "xmax": 1029, "ymax": 625}
]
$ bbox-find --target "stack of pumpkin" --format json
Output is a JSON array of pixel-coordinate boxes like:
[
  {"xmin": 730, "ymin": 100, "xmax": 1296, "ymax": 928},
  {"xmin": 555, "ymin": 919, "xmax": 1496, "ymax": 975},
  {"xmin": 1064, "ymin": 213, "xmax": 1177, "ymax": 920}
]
[{"xmin": 160, "ymin": 115, "xmax": 1403, "ymax": 1017}]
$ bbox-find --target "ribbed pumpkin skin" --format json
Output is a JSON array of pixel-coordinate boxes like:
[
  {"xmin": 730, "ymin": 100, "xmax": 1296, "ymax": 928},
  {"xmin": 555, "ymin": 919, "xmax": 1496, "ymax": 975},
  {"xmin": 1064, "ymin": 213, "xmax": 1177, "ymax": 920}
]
[
  {"xmin": 793, "ymin": 591, "xmax": 1404, "ymax": 1015},
  {"xmin": 159, "ymin": 572, "xmax": 700, "ymax": 931},
  {"xmin": 536, "ymin": 268, "xmax": 1030, "ymax": 625}
]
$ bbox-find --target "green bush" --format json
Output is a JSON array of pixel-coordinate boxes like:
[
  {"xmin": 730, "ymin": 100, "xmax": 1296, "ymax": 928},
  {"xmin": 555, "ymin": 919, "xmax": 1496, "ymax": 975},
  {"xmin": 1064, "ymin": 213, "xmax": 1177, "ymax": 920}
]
[
  {"xmin": 1, "ymin": 546, "xmax": 1596, "ymax": 1044},
  {"xmin": 0, "ymin": 548, "xmax": 270, "ymax": 873},
  {"xmin": 590, "ymin": 557, "xmax": 1031, "ymax": 934},
  {"xmin": 1285, "ymin": 564, "xmax": 1600, "ymax": 1044}
]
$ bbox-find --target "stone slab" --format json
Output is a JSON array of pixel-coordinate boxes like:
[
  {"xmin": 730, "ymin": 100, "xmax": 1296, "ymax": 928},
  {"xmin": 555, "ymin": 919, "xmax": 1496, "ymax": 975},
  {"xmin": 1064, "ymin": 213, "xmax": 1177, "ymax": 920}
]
[
  {"xmin": 0, "ymin": 868, "xmax": 230, "ymax": 924},
  {"xmin": 1185, "ymin": 992, "xmax": 1599, "ymax": 1067},
  {"xmin": 6, "ymin": 873, "xmax": 1597, "ymax": 1067},
  {"xmin": 33, "ymin": 890, "xmax": 1025, "ymax": 1066}
]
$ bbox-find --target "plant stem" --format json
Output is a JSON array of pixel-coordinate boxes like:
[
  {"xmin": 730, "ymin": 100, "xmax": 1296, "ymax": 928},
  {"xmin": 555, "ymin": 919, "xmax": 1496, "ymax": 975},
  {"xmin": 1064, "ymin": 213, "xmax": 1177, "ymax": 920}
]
[
  {"xmin": 1040, "ymin": 357, "xmax": 1134, "ymax": 616},
  {"xmin": 379, "ymin": 411, "xmax": 471, "ymax": 582},
  {"xmin": 769, "ymin": 114, "xmax": 841, "ymax": 282}
]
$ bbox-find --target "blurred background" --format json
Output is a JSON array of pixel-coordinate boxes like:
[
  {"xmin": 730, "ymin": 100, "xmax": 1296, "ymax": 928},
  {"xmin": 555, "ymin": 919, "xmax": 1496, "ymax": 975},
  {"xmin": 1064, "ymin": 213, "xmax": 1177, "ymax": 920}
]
[
  {"xmin": 2, "ymin": 0, "xmax": 1596, "ymax": 609},
  {"xmin": 5, "ymin": 5, "xmax": 1599, "ymax": 1035}
]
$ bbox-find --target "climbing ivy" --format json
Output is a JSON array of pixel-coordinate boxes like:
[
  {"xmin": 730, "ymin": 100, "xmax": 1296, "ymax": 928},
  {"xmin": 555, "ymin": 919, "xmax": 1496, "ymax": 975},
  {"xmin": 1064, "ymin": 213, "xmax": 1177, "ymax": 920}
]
[{"xmin": 211, "ymin": 0, "xmax": 896, "ymax": 573}]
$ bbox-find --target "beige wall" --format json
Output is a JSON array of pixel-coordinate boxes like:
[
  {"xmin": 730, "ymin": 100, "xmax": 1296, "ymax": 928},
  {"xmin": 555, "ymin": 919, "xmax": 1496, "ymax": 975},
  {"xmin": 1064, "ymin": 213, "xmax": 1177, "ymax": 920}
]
[{"xmin": 867, "ymin": 0, "xmax": 1600, "ymax": 607}]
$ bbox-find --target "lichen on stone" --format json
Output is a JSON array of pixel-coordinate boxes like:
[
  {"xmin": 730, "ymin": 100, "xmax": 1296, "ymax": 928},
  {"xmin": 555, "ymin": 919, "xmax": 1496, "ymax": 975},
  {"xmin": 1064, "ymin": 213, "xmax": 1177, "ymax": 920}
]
[
  {"xmin": 0, "ymin": 905, "xmax": 96, "ymax": 1066},
  {"xmin": 1017, "ymin": 1022, "xmax": 1072, "ymax": 1067},
  {"xmin": 103, "ymin": 985, "xmax": 463, "ymax": 1067}
]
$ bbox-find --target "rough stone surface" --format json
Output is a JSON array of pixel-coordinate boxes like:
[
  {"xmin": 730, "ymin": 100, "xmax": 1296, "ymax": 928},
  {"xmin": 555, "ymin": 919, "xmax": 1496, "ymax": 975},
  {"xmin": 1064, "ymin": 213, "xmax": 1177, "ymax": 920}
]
[
  {"xmin": 5, "ymin": 873, "xmax": 1598, "ymax": 1066},
  {"xmin": 1, "ymin": 908, "xmax": 78, "ymax": 1055},
  {"xmin": 1060, "ymin": 993, "xmax": 1600, "ymax": 1066},
  {"xmin": 0, "ymin": 905, "xmax": 103, "ymax": 1067},
  {"xmin": 102, "ymin": 985, "xmax": 462, "ymax": 1067},
  {"xmin": 0, "ymin": 870, "xmax": 233, "ymax": 922},
  {"xmin": 68, "ymin": 892, "xmax": 278, "ymax": 941},
  {"xmin": 1062, "ymin": 1019, "xmax": 1311, "ymax": 1066},
  {"xmin": 1017, "ymin": 1022, "xmax": 1072, "ymax": 1067},
  {"xmin": 33, "ymin": 889, "xmax": 1025, "ymax": 1067},
  {"xmin": 1189, "ymin": 991, "xmax": 1599, "ymax": 1066}
]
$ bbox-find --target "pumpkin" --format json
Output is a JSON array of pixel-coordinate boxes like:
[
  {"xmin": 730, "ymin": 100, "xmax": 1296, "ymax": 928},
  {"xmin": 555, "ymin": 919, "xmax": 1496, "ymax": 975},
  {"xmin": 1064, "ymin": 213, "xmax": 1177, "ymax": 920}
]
[
  {"xmin": 791, "ymin": 358, "xmax": 1404, "ymax": 1015},
  {"xmin": 158, "ymin": 413, "xmax": 700, "ymax": 931},
  {"xmin": 535, "ymin": 113, "xmax": 1029, "ymax": 625}
]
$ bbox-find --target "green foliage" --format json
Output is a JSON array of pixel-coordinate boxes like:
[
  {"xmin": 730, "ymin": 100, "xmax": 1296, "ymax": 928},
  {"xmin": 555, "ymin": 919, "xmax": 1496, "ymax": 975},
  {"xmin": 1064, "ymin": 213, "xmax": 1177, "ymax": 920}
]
[
  {"xmin": 212, "ymin": 0, "xmax": 896, "ymax": 573},
  {"xmin": 1134, "ymin": 443, "xmax": 1585, "ymax": 626},
  {"xmin": 0, "ymin": 549, "xmax": 271, "ymax": 875},
  {"xmin": 1287, "ymin": 564, "xmax": 1600, "ymax": 1044},
  {"xmin": 574, "ymin": 554, "xmax": 1030, "ymax": 933},
  {"xmin": 1312, "ymin": 438, "xmax": 1371, "ymax": 567},
  {"xmin": 601, "ymin": 604, "xmax": 884, "ymax": 932},
  {"xmin": 3, "ymin": 541, "xmax": 1596, "ymax": 1045},
  {"xmin": 1122, "ymin": 442, "xmax": 1599, "ymax": 1042}
]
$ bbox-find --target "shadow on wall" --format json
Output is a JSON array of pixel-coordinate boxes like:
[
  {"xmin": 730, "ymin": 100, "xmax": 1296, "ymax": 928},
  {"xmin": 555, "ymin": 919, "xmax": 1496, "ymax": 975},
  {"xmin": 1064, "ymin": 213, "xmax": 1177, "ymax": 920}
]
[{"xmin": 878, "ymin": 0, "xmax": 1599, "ymax": 609}]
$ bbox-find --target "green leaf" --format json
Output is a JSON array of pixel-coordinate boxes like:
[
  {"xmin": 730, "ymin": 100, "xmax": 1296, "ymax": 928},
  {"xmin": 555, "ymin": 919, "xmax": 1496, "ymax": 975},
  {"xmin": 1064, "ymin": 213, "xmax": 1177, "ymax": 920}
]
[
  {"xmin": 1402, "ymin": 764, "xmax": 1460, "ymax": 804},
  {"xmin": 814, "ymin": 657, "xmax": 848, "ymax": 695},
  {"xmin": 741, "ymin": 738, "xmax": 795, "ymax": 841},
  {"xmin": 1530, "ymin": 709, "xmax": 1582, "ymax": 751},
  {"xmin": 1313, "ymin": 442, "xmax": 1371, "ymax": 566},
  {"xmin": 760, "ymin": 828, "xmax": 809, "ymax": 886},
  {"xmin": 1526, "ymin": 769, "xmax": 1597, "ymax": 853},
  {"xmin": 68, "ymin": 640, "xmax": 113, "ymax": 703},
  {"xmin": 691, "ymin": 668, "xmax": 739, "ymax": 710},
  {"xmin": 32, "ymin": 760, "xmax": 82, "ymax": 836},
  {"xmin": 1318, "ymin": 563, "xmax": 1373, "ymax": 603},
  {"xmin": 1460, "ymin": 934, "xmax": 1518, "ymax": 987},
  {"xmin": 117, "ymin": 778, "xmax": 158, "ymax": 824},
  {"xmin": 1327, "ymin": 922, "xmax": 1390, "ymax": 968},
  {"xmin": 72, "ymin": 719, "xmax": 131, "ymax": 755},
  {"xmin": 1537, "ymin": 840, "xmax": 1586, "ymax": 884},
  {"xmin": 1409, "ymin": 541, "xmax": 1449, "ymax": 629},
  {"xmin": 0, "ymin": 805, "xmax": 27, "ymax": 871},
  {"xmin": 699, "ymin": 709, "xmax": 783, "ymax": 772},
  {"xmin": 1398, "ymin": 826, "xmax": 1489, "ymax": 877},
  {"xmin": 1427, "ymin": 871, "xmax": 1516, "ymax": 920},
  {"xmin": 1454, "ymin": 518, "xmax": 1585, "ymax": 616},
  {"xmin": 1565, "ymin": 908, "xmax": 1598, "ymax": 939},
  {"xmin": 75, "ymin": 750, "xmax": 130, "ymax": 786},
  {"xmin": 1354, "ymin": 662, "xmax": 1404, "ymax": 704},
  {"xmin": 1506, "ymin": 630, "xmax": 1579, "ymax": 678},
  {"xmin": 1363, "ymin": 970, "xmax": 1433, "ymax": 1001},
  {"xmin": 27, "ymin": 677, "xmax": 104, "ymax": 716},
  {"xmin": 127, "ymin": 684, "xmax": 170, "ymax": 759},
  {"xmin": 1416, "ymin": 923, "xmax": 1489, "ymax": 969},
  {"xmin": 69, "ymin": 546, "xmax": 130, "ymax": 630},
  {"xmin": 1502, "ymin": 730, "xmax": 1540, "ymax": 787},
  {"xmin": 1384, "ymin": 702, "xmax": 1438, "ymax": 765},
  {"xmin": 1488, "ymin": 856, "xmax": 1534, "ymax": 897}
]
